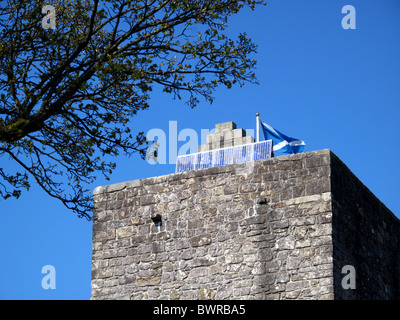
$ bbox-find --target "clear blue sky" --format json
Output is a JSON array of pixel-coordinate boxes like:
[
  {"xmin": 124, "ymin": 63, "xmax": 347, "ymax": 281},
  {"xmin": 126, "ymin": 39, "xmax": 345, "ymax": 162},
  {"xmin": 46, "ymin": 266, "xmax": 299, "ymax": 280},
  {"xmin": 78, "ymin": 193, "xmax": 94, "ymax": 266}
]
[{"xmin": 1, "ymin": 0, "xmax": 399, "ymax": 299}]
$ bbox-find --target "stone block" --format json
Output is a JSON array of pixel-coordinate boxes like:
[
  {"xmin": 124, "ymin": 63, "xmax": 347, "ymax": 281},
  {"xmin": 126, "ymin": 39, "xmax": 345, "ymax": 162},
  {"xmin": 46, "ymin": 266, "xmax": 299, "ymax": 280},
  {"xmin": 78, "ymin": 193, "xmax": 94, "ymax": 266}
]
[
  {"xmin": 116, "ymin": 226, "xmax": 135, "ymax": 238},
  {"xmin": 206, "ymin": 133, "xmax": 218, "ymax": 144},
  {"xmin": 233, "ymin": 128, "xmax": 246, "ymax": 138},
  {"xmin": 215, "ymin": 121, "xmax": 237, "ymax": 133},
  {"xmin": 189, "ymin": 234, "xmax": 212, "ymax": 247},
  {"xmin": 233, "ymin": 135, "xmax": 254, "ymax": 146},
  {"xmin": 243, "ymin": 135, "xmax": 255, "ymax": 144},
  {"xmin": 198, "ymin": 144, "xmax": 210, "ymax": 152}
]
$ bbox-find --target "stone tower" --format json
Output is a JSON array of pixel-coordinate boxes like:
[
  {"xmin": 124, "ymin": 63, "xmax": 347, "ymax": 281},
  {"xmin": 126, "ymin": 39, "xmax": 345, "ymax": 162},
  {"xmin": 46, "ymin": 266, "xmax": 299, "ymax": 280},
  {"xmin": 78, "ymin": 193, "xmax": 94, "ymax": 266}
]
[
  {"xmin": 197, "ymin": 121, "xmax": 254, "ymax": 152},
  {"xmin": 91, "ymin": 122, "xmax": 400, "ymax": 300}
]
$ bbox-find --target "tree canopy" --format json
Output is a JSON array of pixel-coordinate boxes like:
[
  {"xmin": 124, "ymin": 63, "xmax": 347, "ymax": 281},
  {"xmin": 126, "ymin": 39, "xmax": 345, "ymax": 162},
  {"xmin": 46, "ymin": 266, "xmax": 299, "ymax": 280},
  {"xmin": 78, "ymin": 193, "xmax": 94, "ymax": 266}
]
[{"xmin": 0, "ymin": 0, "xmax": 265, "ymax": 220}]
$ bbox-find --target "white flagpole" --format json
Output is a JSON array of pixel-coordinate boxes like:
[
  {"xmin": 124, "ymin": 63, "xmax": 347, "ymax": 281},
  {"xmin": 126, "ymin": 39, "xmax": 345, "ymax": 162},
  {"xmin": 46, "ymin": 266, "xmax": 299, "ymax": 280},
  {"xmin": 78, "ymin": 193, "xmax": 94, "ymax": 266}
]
[{"xmin": 256, "ymin": 112, "xmax": 260, "ymax": 142}]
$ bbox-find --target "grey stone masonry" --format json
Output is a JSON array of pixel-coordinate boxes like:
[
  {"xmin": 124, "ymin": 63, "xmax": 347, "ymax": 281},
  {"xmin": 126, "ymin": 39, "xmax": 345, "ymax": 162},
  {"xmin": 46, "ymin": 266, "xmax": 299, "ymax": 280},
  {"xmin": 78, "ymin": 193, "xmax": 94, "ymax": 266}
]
[
  {"xmin": 198, "ymin": 121, "xmax": 254, "ymax": 152},
  {"xmin": 91, "ymin": 149, "xmax": 400, "ymax": 300}
]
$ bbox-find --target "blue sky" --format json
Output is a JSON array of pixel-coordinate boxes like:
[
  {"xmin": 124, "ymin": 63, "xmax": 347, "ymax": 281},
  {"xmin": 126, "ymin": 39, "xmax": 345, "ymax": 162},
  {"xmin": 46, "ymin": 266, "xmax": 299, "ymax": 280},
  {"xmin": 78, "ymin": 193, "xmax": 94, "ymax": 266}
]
[{"xmin": 1, "ymin": 0, "xmax": 399, "ymax": 299}]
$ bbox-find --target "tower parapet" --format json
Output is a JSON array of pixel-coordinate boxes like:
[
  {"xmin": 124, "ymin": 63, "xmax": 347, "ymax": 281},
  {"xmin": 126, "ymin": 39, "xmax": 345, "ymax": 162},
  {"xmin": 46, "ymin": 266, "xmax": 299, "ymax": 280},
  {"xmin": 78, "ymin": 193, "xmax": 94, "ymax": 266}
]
[
  {"xmin": 198, "ymin": 121, "xmax": 254, "ymax": 152},
  {"xmin": 91, "ymin": 123, "xmax": 400, "ymax": 300}
]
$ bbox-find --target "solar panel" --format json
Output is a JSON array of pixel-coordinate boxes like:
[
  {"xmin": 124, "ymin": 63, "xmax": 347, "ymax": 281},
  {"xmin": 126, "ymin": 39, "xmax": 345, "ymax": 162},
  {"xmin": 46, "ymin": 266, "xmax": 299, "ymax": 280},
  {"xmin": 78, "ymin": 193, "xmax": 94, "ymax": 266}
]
[{"xmin": 175, "ymin": 140, "xmax": 272, "ymax": 173}]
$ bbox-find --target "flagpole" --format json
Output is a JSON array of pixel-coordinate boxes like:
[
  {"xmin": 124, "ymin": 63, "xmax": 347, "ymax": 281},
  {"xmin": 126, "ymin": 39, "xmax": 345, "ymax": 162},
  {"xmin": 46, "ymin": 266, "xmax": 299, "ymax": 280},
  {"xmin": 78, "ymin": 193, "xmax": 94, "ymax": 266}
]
[{"xmin": 256, "ymin": 112, "xmax": 260, "ymax": 142}]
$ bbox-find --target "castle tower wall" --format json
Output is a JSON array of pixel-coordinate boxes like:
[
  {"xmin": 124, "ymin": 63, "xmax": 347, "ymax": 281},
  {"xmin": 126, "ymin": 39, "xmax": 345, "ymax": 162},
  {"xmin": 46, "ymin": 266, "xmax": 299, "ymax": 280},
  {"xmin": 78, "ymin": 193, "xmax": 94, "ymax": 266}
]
[
  {"xmin": 330, "ymin": 153, "xmax": 400, "ymax": 299},
  {"xmin": 91, "ymin": 149, "xmax": 400, "ymax": 300}
]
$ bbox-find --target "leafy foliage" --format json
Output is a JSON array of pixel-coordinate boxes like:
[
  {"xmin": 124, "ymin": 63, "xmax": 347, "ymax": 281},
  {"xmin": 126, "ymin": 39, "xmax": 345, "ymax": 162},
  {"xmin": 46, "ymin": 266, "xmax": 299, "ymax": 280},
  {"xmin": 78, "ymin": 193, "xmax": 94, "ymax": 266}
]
[{"xmin": 0, "ymin": 0, "xmax": 265, "ymax": 220}]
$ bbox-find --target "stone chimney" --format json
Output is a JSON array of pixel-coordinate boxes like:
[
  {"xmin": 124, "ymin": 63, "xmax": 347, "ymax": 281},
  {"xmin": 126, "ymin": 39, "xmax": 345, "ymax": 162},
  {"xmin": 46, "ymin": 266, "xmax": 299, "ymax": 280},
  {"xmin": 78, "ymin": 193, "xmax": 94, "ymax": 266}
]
[{"xmin": 198, "ymin": 121, "xmax": 254, "ymax": 152}]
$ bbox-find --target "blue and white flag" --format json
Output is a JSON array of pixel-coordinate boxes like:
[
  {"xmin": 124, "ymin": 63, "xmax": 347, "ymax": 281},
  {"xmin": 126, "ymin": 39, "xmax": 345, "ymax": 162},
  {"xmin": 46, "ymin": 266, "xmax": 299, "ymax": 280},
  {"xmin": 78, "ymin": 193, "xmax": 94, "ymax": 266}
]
[{"xmin": 260, "ymin": 120, "xmax": 305, "ymax": 154}]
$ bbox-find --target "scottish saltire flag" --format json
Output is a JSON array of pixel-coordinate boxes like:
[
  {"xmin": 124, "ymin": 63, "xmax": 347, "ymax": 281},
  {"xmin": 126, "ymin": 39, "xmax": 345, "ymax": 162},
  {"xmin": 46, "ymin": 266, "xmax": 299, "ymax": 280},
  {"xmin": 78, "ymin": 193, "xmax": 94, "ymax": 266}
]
[{"xmin": 260, "ymin": 120, "xmax": 305, "ymax": 154}]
